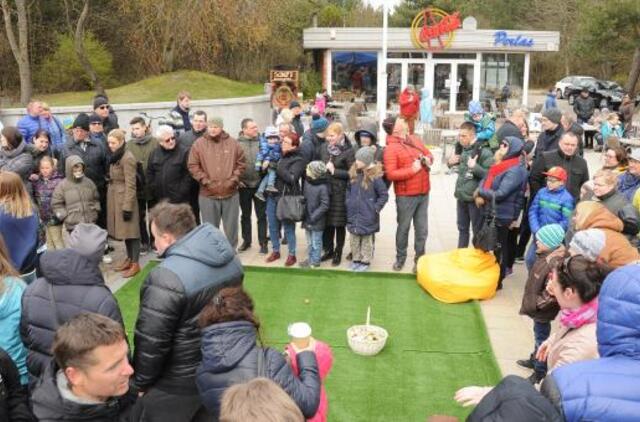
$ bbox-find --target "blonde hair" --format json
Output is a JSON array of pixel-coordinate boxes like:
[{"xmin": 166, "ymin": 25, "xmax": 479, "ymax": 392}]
[
  {"xmin": 593, "ymin": 169, "xmax": 617, "ymax": 187},
  {"xmin": 327, "ymin": 122, "xmax": 344, "ymax": 136},
  {"xmin": 574, "ymin": 201, "xmax": 605, "ymax": 230},
  {"xmin": 107, "ymin": 128, "xmax": 126, "ymax": 145},
  {"xmin": 220, "ymin": 377, "xmax": 304, "ymax": 422},
  {"xmin": 349, "ymin": 161, "xmax": 382, "ymax": 190},
  {"xmin": 279, "ymin": 108, "xmax": 294, "ymax": 124},
  {"xmin": 177, "ymin": 90, "xmax": 191, "ymax": 101},
  {"xmin": 0, "ymin": 171, "xmax": 34, "ymax": 218},
  {"xmin": 41, "ymin": 101, "xmax": 50, "ymax": 112}
]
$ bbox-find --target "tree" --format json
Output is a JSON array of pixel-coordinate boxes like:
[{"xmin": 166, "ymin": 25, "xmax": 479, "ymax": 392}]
[
  {"xmin": 1, "ymin": 0, "xmax": 31, "ymax": 105},
  {"xmin": 68, "ymin": 0, "xmax": 105, "ymax": 95}
]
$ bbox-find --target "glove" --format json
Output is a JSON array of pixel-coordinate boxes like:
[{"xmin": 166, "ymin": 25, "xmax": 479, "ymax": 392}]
[
  {"xmin": 454, "ymin": 386, "xmax": 493, "ymax": 407},
  {"xmin": 122, "ymin": 210, "xmax": 133, "ymax": 221}
]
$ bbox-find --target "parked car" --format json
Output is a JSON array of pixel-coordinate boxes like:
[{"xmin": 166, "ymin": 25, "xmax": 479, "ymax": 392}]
[
  {"xmin": 554, "ymin": 75, "xmax": 597, "ymax": 99},
  {"xmin": 566, "ymin": 79, "xmax": 628, "ymax": 110}
]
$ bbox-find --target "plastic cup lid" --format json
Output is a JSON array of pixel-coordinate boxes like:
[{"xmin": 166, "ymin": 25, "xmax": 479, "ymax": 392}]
[{"xmin": 288, "ymin": 322, "xmax": 312, "ymax": 338}]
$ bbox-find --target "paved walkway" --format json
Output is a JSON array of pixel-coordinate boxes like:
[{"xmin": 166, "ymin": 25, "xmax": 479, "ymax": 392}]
[{"xmin": 104, "ymin": 143, "xmax": 602, "ymax": 379}]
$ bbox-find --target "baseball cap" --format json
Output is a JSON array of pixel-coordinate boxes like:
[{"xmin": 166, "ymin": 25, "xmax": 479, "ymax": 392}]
[{"xmin": 542, "ymin": 166, "xmax": 567, "ymax": 182}]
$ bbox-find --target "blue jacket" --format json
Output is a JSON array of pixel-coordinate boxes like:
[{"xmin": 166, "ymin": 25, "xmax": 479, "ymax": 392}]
[
  {"xmin": 420, "ymin": 87, "xmax": 433, "ymax": 125},
  {"xmin": 0, "ymin": 277, "xmax": 27, "ymax": 385},
  {"xmin": 464, "ymin": 113, "xmax": 496, "ymax": 141},
  {"xmin": 600, "ymin": 121, "xmax": 624, "ymax": 143},
  {"xmin": 545, "ymin": 265, "xmax": 640, "ymax": 422},
  {"xmin": 196, "ymin": 320, "xmax": 321, "ymax": 419},
  {"xmin": 256, "ymin": 135, "xmax": 281, "ymax": 169},
  {"xmin": 528, "ymin": 186, "xmax": 574, "ymax": 234},
  {"xmin": 479, "ymin": 138, "xmax": 528, "ymax": 224},
  {"xmin": 303, "ymin": 175, "xmax": 330, "ymax": 231},
  {"xmin": 16, "ymin": 115, "xmax": 43, "ymax": 144},
  {"xmin": 0, "ymin": 208, "xmax": 39, "ymax": 273},
  {"xmin": 346, "ymin": 168, "xmax": 389, "ymax": 235},
  {"xmin": 41, "ymin": 117, "xmax": 66, "ymax": 150},
  {"xmin": 617, "ymin": 171, "xmax": 640, "ymax": 202},
  {"xmin": 544, "ymin": 93, "xmax": 557, "ymax": 110}
]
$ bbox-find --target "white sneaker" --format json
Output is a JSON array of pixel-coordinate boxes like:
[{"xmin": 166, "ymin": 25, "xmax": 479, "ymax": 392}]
[{"xmin": 102, "ymin": 254, "xmax": 113, "ymax": 264}]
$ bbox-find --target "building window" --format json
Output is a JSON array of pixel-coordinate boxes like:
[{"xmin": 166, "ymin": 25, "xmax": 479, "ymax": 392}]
[
  {"xmin": 480, "ymin": 53, "xmax": 525, "ymax": 111},
  {"xmin": 331, "ymin": 51, "xmax": 377, "ymax": 102}
]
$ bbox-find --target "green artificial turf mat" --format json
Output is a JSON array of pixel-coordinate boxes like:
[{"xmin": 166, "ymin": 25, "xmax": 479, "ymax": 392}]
[{"xmin": 115, "ymin": 264, "xmax": 502, "ymax": 421}]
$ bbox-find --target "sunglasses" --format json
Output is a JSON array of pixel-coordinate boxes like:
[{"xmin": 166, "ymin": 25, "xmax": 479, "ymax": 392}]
[
  {"xmin": 98, "ymin": 105, "xmax": 109, "ymax": 110},
  {"xmin": 90, "ymin": 121, "xmax": 103, "ymax": 125}
]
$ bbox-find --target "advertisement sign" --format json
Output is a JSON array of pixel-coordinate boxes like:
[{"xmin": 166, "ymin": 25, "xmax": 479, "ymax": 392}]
[{"xmin": 411, "ymin": 8, "xmax": 461, "ymax": 51}]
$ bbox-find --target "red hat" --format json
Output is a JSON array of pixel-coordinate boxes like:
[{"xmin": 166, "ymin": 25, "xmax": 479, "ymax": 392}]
[{"xmin": 542, "ymin": 166, "xmax": 567, "ymax": 182}]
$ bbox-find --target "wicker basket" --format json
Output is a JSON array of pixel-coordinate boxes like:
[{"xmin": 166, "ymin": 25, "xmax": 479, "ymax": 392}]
[{"xmin": 347, "ymin": 307, "xmax": 388, "ymax": 356}]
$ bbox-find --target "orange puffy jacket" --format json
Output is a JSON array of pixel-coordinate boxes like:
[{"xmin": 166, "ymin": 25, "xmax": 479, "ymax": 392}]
[{"xmin": 383, "ymin": 134, "xmax": 432, "ymax": 196}]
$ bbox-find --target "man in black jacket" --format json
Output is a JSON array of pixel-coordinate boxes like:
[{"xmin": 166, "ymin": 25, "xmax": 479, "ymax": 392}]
[
  {"xmin": 147, "ymin": 125, "xmax": 194, "ymax": 206},
  {"xmin": 178, "ymin": 110, "xmax": 207, "ymax": 148},
  {"xmin": 290, "ymin": 100, "xmax": 304, "ymax": 137},
  {"xmin": 59, "ymin": 113, "xmax": 108, "ymax": 228},
  {"xmin": 20, "ymin": 223, "xmax": 124, "ymax": 384},
  {"xmin": 132, "ymin": 202, "xmax": 243, "ymax": 422},
  {"xmin": 530, "ymin": 132, "xmax": 589, "ymax": 200},
  {"xmin": 31, "ymin": 313, "xmax": 136, "ymax": 422},
  {"xmin": 573, "ymin": 87, "xmax": 596, "ymax": 124},
  {"xmin": 533, "ymin": 108, "xmax": 564, "ymax": 162}
]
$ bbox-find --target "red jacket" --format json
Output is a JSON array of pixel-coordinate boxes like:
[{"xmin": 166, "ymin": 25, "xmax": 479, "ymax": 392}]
[
  {"xmin": 383, "ymin": 134, "xmax": 432, "ymax": 196},
  {"xmin": 399, "ymin": 88, "xmax": 420, "ymax": 118}
]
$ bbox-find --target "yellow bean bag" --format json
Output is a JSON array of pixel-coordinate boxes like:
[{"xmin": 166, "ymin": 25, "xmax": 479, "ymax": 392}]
[{"xmin": 416, "ymin": 247, "xmax": 500, "ymax": 303}]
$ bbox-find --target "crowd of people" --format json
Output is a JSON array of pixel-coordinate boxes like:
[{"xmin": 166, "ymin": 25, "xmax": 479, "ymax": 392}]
[{"xmin": 1, "ymin": 87, "xmax": 640, "ymax": 421}]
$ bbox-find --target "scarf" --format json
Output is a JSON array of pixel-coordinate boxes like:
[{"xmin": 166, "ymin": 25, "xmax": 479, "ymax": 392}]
[
  {"xmin": 482, "ymin": 157, "xmax": 520, "ymax": 189},
  {"xmin": 109, "ymin": 144, "xmax": 126, "ymax": 165},
  {"xmin": 559, "ymin": 297, "xmax": 598, "ymax": 329}
]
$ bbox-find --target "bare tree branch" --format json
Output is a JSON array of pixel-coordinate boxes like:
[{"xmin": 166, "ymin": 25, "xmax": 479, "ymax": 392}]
[{"xmin": 74, "ymin": 0, "xmax": 105, "ymax": 95}]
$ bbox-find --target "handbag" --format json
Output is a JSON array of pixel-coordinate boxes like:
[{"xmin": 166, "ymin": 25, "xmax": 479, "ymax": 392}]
[
  {"xmin": 276, "ymin": 185, "xmax": 305, "ymax": 222},
  {"xmin": 473, "ymin": 195, "xmax": 498, "ymax": 252}
]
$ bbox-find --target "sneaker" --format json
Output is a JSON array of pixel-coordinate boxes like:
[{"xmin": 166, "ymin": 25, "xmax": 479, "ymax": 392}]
[
  {"xmin": 265, "ymin": 185, "xmax": 279, "ymax": 193},
  {"xmin": 321, "ymin": 251, "xmax": 334, "ymax": 262},
  {"xmin": 310, "ymin": 262, "xmax": 320, "ymax": 268},
  {"xmin": 514, "ymin": 256, "xmax": 525, "ymax": 264},
  {"xmin": 516, "ymin": 358, "xmax": 535, "ymax": 370},
  {"xmin": 259, "ymin": 243, "xmax": 268, "ymax": 254},
  {"xmin": 140, "ymin": 243, "xmax": 149, "ymax": 256},
  {"xmin": 266, "ymin": 252, "xmax": 280, "ymax": 263},
  {"xmin": 355, "ymin": 263, "xmax": 370, "ymax": 272},
  {"xmin": 285, "ymin": 255, "xmax": 297, "ymax": 267},
  {"xmin": 392, "ymin": 259, "xmax": 405, "ymax": 271},
  {"xmin": 298, "ymin": 259, "xmax": 311, "ymax": 268},
  {"xmin": 255, "ymin": 191, "xmax": 265, "ymax": 201},
  {"xmin": 349, "ymin": 261, "xmax": 361, "ymax": 271},
  {"xmin": 237, "ymin": 241, "xmax": 251, "ymax": 252},
  {"xmin": 102, "ymin": 254, "xmax": 113, "ymax": 264}
]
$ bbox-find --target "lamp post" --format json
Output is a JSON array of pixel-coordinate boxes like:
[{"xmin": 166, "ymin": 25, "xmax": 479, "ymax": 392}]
[{"xmin": 378, "ymin": 2, "xmax": 389, "ymax": 144}]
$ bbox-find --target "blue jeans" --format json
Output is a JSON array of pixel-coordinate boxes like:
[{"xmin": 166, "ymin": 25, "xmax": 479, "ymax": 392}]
[
  {"xmin": 456, "ymin": 199, "xmax": 485, "ymax": 248},
  {"xmin": 266, "ymin": 196, "xmax": 296, "ymax": 255},
  {"xmin": 306, "ymin": 230, "xmax": 323, "ymax": 264},
  {"xmin": 533, "ymin": 321, "xmax": 551, "ymax": 375},
  {"xmin": 525, "ymin": 240, "xmax": 537, "ymax": 271},
  {"xmin": 257, "ymin": 168, "xmax": 277, "ymax": 194}
]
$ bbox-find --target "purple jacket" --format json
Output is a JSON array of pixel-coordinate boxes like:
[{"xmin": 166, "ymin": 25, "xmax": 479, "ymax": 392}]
[{"xmin": 33, "ymin": 172, "xmax": 64, "ymax": 224}]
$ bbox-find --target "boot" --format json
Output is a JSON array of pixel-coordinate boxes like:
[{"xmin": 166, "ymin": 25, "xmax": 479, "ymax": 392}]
[
  {"xmin": 122, "ymin": 263, "xmax": 141, "ymax": 278},
  {"xmin": 114, "ymin": 258, "xmax": 132, "ymax": 272},
  {"xmin": 331, "ymin": 250, "xmax": 342, "ymax": 267},
  {"xmin": 321, "ymin": 250, "xmax": 334, "ymax": 262}
]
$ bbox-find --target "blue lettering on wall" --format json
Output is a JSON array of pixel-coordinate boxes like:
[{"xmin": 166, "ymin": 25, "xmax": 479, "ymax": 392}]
[{"xmin": 494, "ymin": 31, "xmax": 534, "ymax": 48}]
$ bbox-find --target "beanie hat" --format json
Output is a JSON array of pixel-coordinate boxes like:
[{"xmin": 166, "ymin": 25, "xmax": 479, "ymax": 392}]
[
  {"xmin": 67, "ymin": 223, "xmax": 108, "ymax": 263},
  {"xmin": 468, "ymin": 100, "xmax": 483, "ymax": 115},
  {"xmin": 306, "ymin": 160, "xmax": 327, "ymax": 180},
  {"xmin": 210, "ymin": 117, "xmax": 224, "ymax": 128},
  {"xmin": 93, "ymin": 96, "xmax": 109, "ymax": 110},
  {"xmin": 355, "ymin": 146, "xmax": 376, "ymax": 167},
  {"xmin": 88, "ymin": 113, "xmax": 103, "ymax": 124},
  {"xmin": 535, "ymin": 224, "xmax": 566, "ymax": 250},
  {"xmin": 264, "ymin": 126, "xmax": 279, "ymax": 138},
  {"xmin": 311, "ymin": 117, "xmax": 329, "ymax": 134},
  {"xmin": 569, "ymin": 229, "xmax": 606, "ymax": 262},
  {"xmin": 542, "ymin": 108, "xmax": 562, "ymax": 125},
  {"xmin": 72, "ymin": 113, "xmax": 90, "ymax": 131},
  {"xmin": 382, "ymin": 116, "xmax": 397, "ymax": 135}
]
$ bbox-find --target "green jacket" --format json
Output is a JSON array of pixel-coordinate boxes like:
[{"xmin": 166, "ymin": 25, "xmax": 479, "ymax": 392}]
[
  {"xmin": 127, "ymin": 134, "xmax": 158, "ymax": 200},
  {"xmin": 453, "ymin": 142, "xmax": 494, "ymax": 202}
]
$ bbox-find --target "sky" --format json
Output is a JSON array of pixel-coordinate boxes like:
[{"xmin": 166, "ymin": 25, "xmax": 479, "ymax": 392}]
[{"xmin": 364, "ymin": 0, "xmax": 402, "ymax": 11}]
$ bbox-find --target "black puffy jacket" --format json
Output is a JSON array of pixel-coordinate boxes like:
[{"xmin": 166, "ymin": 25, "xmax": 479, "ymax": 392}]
[
  {"xmin": 133, "ymin": 223, "xmax": 243, "ymax": 394},
  {"xmin": 0, "ymin": 347, "xmax": 33, "ymax": 422},
  {"xmin": 272, "ymin": 149, "xmax": 306, "ymax": 197},
  {"xmin": 318, "ymin": 137, "xmax": 356, "ymax": 227},
  {"xmin": 196, "ymin": 320, "xmax": 321, "ymax": 419},
  {"xmin": 146, "ymin": 143, "xmax": 194, "ymax": 204},
  {"xmin": 20, "ymin": 249, "xmax": 123, "ymax": 383},
  {"xmin": 31, "ymin": 362, "xmax": 135, "ymax": 422}
]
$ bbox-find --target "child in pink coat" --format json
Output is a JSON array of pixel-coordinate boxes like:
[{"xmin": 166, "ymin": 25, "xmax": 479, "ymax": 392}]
[{"xmin": 285, "ymin": 339, "xmax": 333, "ymax": 422}]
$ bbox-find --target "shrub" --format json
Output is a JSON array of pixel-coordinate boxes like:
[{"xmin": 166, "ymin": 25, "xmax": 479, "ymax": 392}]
[
  {"xmin": 36, "ymin": 32, "xmax": 115, "ymax": 93},
  {"xmin": 300, "ymin": 70, "xmax": 323, "ymax": 101}
]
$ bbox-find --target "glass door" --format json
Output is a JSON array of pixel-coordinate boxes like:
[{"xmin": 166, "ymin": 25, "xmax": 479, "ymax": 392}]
[
  {"xmin": 434, "ymin": 63, "xmax": 452, "ymax": 113},
  {"xmin": 456, "ymin": 63, "xmax": 475, "ymax": 112},
  {"xmin": 407, "ymin": 63, "xmax": 425, "ymax": 89},
  {"xmin": 386, "ymin": 63, "xmax": 402, "ymax": 112}
]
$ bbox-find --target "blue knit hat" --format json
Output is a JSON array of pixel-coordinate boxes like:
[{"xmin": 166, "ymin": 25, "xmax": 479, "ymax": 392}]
[
  {"xmin": 311, "ymin": 117, "xmax": 329, "ymax": 134},
  {"xmin": 536, "ymin": 224, "xmax": 565, "ymax": 250},
  {"xmin": 468, "ymin": 100, "xmax": 483, "ymax": 115}
]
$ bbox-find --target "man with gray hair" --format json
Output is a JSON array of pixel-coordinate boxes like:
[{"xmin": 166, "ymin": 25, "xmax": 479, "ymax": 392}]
[
  {"xmin": 147, "ymin": 125, "xmax": 194, "ymax": 208},
  {"xmin": 188, "ymin": 117, "xmax": 246, "ymax": 248}
]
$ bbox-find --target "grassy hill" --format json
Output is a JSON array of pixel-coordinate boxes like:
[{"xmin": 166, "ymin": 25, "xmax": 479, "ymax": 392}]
[{"xmin": 26, "ymin": 70, "xmax": 264, "ymax": 107}]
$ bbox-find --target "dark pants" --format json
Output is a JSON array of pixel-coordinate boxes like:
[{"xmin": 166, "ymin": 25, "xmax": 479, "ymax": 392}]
[
  {"xmin": 516, "ymin": 197, "xmax": 531, "ymax": 259},
  {"xmin": 137, "ymin": 198, "xmax": 156, "ymax": 247},
  {"xmin": 495, "ymin": 222, "xmax": 518, "ymax": 283},
  {"xmin": 239, "ymin": 187, "xmax": 267, "ymax": 246},
  {"xmin": 323, "ymin": 226, "xmax": 346, "ymax": 256},
  {"xmin": 456, "ymin": 199, "xmax": 485, "ymax": 248},
  {"xmin": 532, "ymin": 321, "xmax": 551, "ymax": 376},
  {"xmin": 133, "ymin": 388, "xmax": 211, "ymax": 422},
  {"xmin": 97, "ymin": 186, "xmax": 107, "ymax": 230}
]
